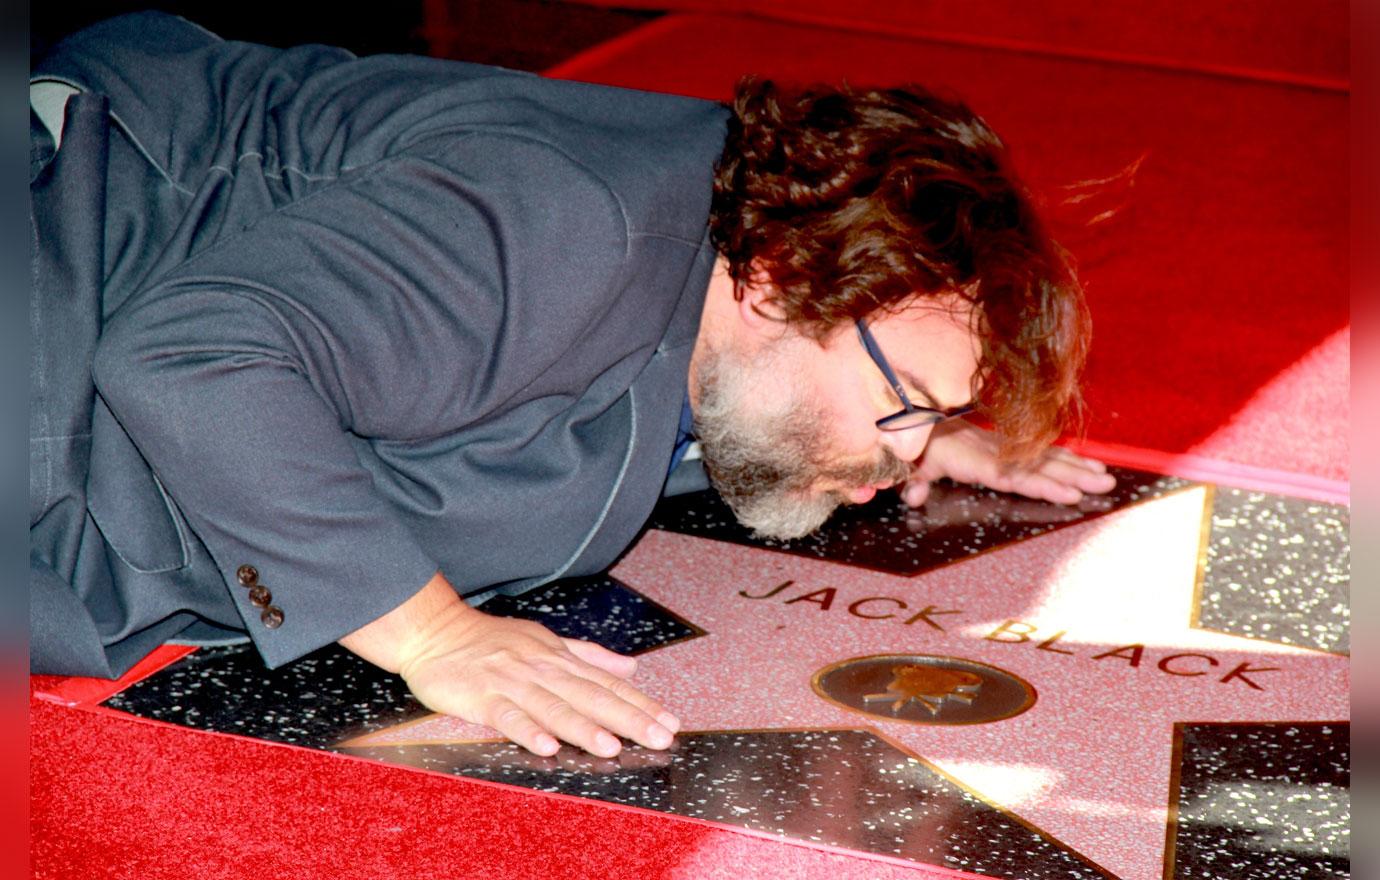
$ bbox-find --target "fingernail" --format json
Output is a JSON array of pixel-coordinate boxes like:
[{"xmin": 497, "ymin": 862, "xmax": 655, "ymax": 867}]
[
  {"xmin": 595, "ymin": 732, "xmax": 621, "ymax": 756},
  {"xmin": 647, "ymin": 726, "xmax": 673, "ymax": 749},
  {"xmin": 657, "ymin": 712, "xmax": 681, "ymax": 733},
  {"xmin": 536, "ymin": 735, "xmax": 559, "ymax": 756}
]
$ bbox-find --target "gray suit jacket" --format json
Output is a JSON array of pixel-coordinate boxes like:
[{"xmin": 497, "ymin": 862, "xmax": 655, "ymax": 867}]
[{"xmin": 30, "ymin": 13, "xmax": 727, "ymax": 676}]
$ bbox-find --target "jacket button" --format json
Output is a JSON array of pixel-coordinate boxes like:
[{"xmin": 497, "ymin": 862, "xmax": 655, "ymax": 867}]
[
  {"xmin": 236, "ymin": 565, "xmax": 259, "ymax": 586},
  {"xmin": 248, "ymin": 586, "xmax": 272, "ymax": 608},
  {"xmin": 261, "ymin": 606, "xmax": 285, "ymax": 629}
]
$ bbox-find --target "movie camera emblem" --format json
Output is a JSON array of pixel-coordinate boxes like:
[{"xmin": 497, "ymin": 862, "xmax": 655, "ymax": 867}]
[{"xmin": 812, "ymin": 654, "xmax": 1036, "ymax": 725}]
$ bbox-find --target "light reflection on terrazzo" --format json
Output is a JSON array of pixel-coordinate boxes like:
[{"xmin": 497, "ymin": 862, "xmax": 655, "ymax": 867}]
[
  {"xmin": 1170, "ymin": 722, "xmax": 1348, "ymax": 878},
  {"xmin": 1197, "ymin": 490, "xmax": 1349, "ymax": 654},
  {"xmin": 647, "ymin": 466, "xmax": 1188, "ymax": 576},
  {"xmin": 341, "ymin": 729, "xmax": 1109, "ymax": 879}
]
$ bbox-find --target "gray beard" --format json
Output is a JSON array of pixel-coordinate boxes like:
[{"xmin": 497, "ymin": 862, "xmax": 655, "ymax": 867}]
[{"xmin": 692, "ymin": 346, "xmax": 911, "ymax": 540}]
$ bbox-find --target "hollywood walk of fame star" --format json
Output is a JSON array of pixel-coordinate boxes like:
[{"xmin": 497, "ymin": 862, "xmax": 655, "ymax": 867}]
[{"xmin": 345, "ymin": 486, "xmax": 1349, "ymax": 880}]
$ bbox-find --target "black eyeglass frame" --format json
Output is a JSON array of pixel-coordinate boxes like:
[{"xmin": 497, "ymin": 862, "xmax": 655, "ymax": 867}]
[{"xmin": 855, "ymin": 319, "xmax": 975, "ymax": 431}]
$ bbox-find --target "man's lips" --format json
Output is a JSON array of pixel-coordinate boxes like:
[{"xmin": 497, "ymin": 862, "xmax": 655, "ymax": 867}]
[
  {"xmin": 846, "ymin": 481, "xmax": 897, "ymax": 504},
  {"xmin": 847, "ymin": 486, "xmax": 877, "ymax": 504}
]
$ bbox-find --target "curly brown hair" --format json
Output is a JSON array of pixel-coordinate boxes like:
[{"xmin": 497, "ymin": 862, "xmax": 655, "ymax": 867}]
[{"xmin": 710, "ymin": 77, "xmax": 1089, "ymax": 460}]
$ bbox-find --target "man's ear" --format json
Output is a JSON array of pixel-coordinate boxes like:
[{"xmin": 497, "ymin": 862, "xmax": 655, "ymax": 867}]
[{"xmin": 735, "ymin": 260, "xmax": 789, "ymax": 333}]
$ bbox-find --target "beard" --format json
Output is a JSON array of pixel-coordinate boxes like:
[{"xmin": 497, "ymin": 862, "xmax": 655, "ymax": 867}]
[{"xmin": 692, "ymin": 342, "xmax": 913, "ymax": 540}]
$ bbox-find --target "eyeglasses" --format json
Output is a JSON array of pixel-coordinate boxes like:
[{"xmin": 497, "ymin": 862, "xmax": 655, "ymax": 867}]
[{"xmin": 855, "ymin": 319, "xmax": 975, "ymax": 431}]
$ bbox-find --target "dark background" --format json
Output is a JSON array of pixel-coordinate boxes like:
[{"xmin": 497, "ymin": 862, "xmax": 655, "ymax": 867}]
[{"xmin": 32, "ymin": 0, "xmax": 660, "ymax": 71}]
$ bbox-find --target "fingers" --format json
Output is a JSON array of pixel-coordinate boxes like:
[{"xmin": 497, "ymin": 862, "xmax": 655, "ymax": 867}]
[
  {"xmin": 485, "ymin": 682, "xmax": 660, "ymax": 760},
  {"xmin": 427, "ymin": 656, "xmax": 677, "ymax": 758},
  {"xmin": 569, "ymin": 656, "xmax": 681, "ymax": 736},
  {"xmin": 564, "ymin": 637, "xmax": 638, "ymax": 679},
  {"xmin": 1037, "ymin": 452, "xmax": 1117, "ymax": 495},
  {"xmin": 538, "ymin": 668, "xmax": 678, "ymax": 752},
  {"xmin": 1007, "ymin": 471, "xmax": 1084, "ymax": 505},
  {"xmin": 562, "ymin": 637, "xmax": 682, "ymax": 736},
  {"xmin": 1002, "ymin": 455, "xmax": 1116, "ymax": 504},
  {"xmin": 1071, "ymin": 466, "xmax": 1117, "ymax": 494},
  {"xmin": 485, "ymin": 696, "xmax": 561, "ymax": 757},
  {"xmin": 482, "ymin": 660, "xmax": 675, "ymax": 758},
  {"xmin": 1048, "ymin": 452, "xmax": 1115, "ymax": 480},
  {"xmin": 506, "ymin": 680, "xmax": 630, "ymax": 758},
  {"xmin": 902, "ymin": 444, "xmax": 1113, "ymax": 508},
  {"xmin": 900, "ymin": 478, "xmax": 931, "ymax": 508},
  {"xmin": 399, "ymin": 612, "xmax": 680, "ymax": 759}
]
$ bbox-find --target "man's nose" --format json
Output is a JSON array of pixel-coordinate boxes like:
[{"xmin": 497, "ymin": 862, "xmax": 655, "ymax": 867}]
[{"xmin": 877, "ymin": 422, "xmax": 935, "ymax": 463}]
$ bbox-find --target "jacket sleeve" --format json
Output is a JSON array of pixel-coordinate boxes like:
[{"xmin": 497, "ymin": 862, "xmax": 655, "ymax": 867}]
[
  {"xmin": 90, "ymin": 133, "xmax": 630, "ymax": 668},
  {"xmin": 92, "ymin": 281, "xmax": 443, "ymax": 668}
]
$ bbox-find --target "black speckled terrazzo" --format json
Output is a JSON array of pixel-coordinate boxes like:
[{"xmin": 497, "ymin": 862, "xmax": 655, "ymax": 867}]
[
  {"xmin": 341, "ymin": 729, "xmax": 1112, "ymax": 879},
  {"xmin": 1169, "ymin": 722, "xmax": 1349, "ymax": 879},
  {"xmin": 102, "ymin": 642, "xmax": 424, "ymax": 748},
  {"xmin": 1197, "ymin": 489, "xmax": 1350, "ymax": 654},
  {"xmin": 102, "ymin": 574, "xmax": 700, "ymax": 747},
  {"xmin": 647, "ymin": 465, "xmax": 1189, "ymax": 575},
  {"xmin": 477, "ymin": 573, "xmax": 701, "ymax": 655}
]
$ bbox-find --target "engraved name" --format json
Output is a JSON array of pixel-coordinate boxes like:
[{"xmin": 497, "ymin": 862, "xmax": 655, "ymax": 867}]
[{"xmin": 739, "ymin": 580, "xmax": 1280, "ymax": 691}]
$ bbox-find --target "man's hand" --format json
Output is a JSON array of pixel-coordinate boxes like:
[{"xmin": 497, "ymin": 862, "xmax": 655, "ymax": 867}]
[
  {"xmin": 340, "ymin": 573, "xmax": 679, "ymax": 758},
  {"xmin": 900, "ymin": 420, "xmax": 1116, "ymax": 507}
]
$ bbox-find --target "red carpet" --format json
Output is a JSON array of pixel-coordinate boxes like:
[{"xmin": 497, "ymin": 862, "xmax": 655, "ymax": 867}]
[
  {"xmin": 564, "ymin": 0, "xmax": 1349, "ymax": 87},
  {"xmin": 32, "ymin": 691, "xmax": 964, "ymax": 879}
]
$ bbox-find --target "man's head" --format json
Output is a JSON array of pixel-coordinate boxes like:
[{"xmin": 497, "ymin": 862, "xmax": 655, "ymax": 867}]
[
  {"xmin": 691, "ymin": 77, "xmax": 1089, "ymax": 539},
  {"xmin": 691, "ymin": 283, "xmax": 984, "ymax": 538}
]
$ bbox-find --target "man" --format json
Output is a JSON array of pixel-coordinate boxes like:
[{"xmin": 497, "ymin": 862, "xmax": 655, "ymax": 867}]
[{"xmin": 30, "ymin": 12, "xmax": 1113, "ymax": 759}]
